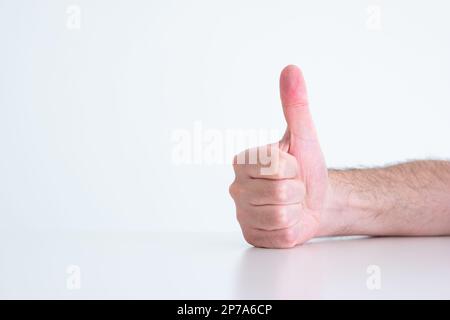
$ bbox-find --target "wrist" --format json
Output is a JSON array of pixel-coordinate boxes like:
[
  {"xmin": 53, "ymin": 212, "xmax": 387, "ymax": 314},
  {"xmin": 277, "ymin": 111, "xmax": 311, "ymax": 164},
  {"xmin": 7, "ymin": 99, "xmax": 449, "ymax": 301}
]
[{"xmin": 317, "ymin": 169, "xmax": 381, "ymax": 237}]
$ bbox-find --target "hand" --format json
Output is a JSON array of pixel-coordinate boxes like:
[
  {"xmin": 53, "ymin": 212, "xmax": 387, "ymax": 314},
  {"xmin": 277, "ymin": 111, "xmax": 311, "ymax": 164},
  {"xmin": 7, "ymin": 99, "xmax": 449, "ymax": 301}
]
[{"xmin": 229, "ymin": 65, "xmax": 328, "ymax": 248}]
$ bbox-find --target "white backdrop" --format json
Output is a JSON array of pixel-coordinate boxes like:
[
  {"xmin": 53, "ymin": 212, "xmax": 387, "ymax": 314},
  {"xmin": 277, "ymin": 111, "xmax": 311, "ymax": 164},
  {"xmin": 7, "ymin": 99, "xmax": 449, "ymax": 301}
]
[{"xmin": 1, "ymin": 0, "xmax": 449, "ymax": 232}]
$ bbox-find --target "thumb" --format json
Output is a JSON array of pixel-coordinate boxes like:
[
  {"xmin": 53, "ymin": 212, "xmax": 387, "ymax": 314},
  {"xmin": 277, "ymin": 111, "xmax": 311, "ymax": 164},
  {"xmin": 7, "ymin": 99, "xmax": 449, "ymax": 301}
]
[
  {"xmin": 279, "ymin": 65, "xmax": 319, "ymax": 156},
  {"xmin": 279, "ymin": 65, "xmax": 327, "ymax": 212}
]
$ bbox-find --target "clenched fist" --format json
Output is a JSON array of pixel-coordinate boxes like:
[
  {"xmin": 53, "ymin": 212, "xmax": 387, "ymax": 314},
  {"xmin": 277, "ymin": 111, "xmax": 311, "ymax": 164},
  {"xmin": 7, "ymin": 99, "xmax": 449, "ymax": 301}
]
[{"xmin": 229, "ymin": 65, "xmax": 329, "ymax": 248}]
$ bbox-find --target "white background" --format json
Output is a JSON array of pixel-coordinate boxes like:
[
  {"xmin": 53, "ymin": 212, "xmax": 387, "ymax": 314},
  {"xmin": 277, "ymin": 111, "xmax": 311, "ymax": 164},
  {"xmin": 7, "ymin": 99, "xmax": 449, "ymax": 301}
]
[{"xmin": 1, "ymin": 0, "xmax": 450, "ymax": 233}]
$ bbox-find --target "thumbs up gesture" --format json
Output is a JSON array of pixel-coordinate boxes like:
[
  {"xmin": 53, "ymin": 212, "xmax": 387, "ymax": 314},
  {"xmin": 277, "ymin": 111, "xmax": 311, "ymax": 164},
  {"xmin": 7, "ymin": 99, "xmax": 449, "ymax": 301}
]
[{"xmin": 229, "ymin": 65, "xmax": 329, "ymax": 248}]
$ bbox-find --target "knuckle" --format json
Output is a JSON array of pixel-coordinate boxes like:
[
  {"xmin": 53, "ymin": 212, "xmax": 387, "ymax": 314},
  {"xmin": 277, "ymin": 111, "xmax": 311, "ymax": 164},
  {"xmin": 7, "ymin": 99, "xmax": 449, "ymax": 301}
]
[
  {"xmin": 279, "ymin": 228, "xmax": 298, "ymax": 248},
  {"xmin": 277, "ymin": 156, "xmax": 287, "ymax": 173},
  {"xmin": 256, "ymin": 145, "xmax": 279, "ymax": 170},
  {"xmin": 233, "ymin": 149, "xmax": 250, "ymax": 166},
  {"xmin": 228, "ymin": 182, "xmax": 240, "ymax": 198},
  {"xmin": 268, "ymin": 156, "xmax": 285, "ymax": 178},
  {"xmin": 273, "ymin": 182, "xmax": 289, "ymax": 202},
  {"xmin": 242, "ymin": 231, "xmax": 258, "ymax": 247},
  {"xmin": 272, "ymin": 207, "xmax": 289, "ymax": 228}
]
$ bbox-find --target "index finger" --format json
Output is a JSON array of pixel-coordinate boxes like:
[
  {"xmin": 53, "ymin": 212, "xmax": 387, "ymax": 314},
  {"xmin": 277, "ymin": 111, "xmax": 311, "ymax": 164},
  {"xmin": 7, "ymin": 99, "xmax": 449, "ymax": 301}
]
[{"xmin": 232, "ymin": 145, "xmax": 298, "ymax": 179}]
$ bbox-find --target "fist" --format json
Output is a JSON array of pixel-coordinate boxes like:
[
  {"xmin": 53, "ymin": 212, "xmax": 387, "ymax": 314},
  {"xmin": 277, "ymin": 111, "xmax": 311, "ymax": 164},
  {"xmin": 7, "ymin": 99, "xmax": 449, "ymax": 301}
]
[{"xmin": 229, "ymin": 65, "xmax": 328, "ymax": 248}]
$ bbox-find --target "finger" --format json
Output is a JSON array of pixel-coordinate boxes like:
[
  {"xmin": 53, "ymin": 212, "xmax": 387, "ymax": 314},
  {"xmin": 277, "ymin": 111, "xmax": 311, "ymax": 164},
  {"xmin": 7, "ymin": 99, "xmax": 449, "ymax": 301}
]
[
  {"xmin": 279, "ymin": 65, "xmax": 319, "ymax": 149},
  {"xmin": 235, "ymin": 179, "xmax": 305, "ymax": 206},
  {"xmin": 241, "ymin": 223, "xmax": 301, "ymax": 248},
  {"xmin": 236, "ymin": 203, "xmax": 302, "ymax": 231},
  {"xmin": 232, "ymin": 146, "xmax": 298, "ymax": 179}
]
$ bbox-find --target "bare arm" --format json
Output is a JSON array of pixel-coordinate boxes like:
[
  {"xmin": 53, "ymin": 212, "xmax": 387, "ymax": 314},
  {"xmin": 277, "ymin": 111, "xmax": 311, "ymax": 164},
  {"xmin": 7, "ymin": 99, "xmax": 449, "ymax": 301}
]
[{"xmin": 320, "ymin": 160, "xmax": 450, "ymax": 237}]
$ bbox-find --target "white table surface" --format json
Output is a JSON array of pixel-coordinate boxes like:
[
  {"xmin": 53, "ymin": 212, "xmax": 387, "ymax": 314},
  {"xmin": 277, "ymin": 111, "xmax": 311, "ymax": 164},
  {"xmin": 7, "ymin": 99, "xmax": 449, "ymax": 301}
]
[{"xmin": 1, "ymin": 230, "xmax": 449, "ymax": 299}]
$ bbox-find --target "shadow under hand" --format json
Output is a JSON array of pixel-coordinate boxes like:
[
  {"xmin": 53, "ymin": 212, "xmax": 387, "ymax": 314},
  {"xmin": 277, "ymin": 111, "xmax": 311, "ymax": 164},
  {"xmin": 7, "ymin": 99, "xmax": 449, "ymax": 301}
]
[{"xmin": 234, "ymin": 236, "xmax": 450, "ymax": 299}]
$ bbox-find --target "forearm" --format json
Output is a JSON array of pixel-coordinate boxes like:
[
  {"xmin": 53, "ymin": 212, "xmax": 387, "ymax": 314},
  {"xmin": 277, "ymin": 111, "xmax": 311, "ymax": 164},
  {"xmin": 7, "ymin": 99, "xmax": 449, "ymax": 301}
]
[{"xmin": 319, "ymin": 160, "xmax": 450, "ymax": 237}]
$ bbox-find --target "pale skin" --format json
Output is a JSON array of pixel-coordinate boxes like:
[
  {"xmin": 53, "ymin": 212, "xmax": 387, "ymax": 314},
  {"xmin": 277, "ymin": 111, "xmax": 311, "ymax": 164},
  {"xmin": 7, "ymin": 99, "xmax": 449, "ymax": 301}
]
[{"xmin": 229, "ymin": 65, "xmax": 450, "ymax": 249}]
